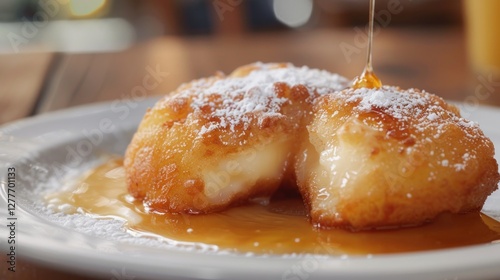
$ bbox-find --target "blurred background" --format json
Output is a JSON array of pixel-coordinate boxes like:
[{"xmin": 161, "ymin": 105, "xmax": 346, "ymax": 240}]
[
  {"xmin": 0, "ymin": 0, "xmax": 462, "ymax": 52},
  {"xmin": 0, "ymin": 0, "xmax": 499, "ymax": 126}
]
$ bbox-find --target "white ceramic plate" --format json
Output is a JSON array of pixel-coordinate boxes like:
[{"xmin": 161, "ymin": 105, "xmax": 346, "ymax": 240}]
[{"xmin": 0, "ymin": 98, "xmax": 499, "ymax": 280}]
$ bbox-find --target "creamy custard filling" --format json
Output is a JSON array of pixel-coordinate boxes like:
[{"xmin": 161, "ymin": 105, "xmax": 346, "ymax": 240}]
[
  {"xmin": 202, "ymin": 141, "xmax": 290, "ymax": 203},
  {"xmin": 310, "ymin": 120, "xmax": 381, "ymax": 219}
]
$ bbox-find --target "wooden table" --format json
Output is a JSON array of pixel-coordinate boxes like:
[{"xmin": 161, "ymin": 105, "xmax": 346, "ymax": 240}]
[
  {"xmin": 1, "ymin": 27, "xmax": 500, "ymax": 279},
  {"xmin": 2, "ymin": 27, "xmax": 500, "ymax": 126}
]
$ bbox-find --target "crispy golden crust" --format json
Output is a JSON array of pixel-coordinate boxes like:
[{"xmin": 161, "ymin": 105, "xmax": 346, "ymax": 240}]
[
  {"xmin": 295, "ymin": 86, "xmax": 499, "ymax": 229},
  {"xmin": 125, "ymin": 63, "xmax": 348, "ymax": 213},
  {"xmin": 125, "ymin": 62, "xmax": 499, "ymax": 230}
]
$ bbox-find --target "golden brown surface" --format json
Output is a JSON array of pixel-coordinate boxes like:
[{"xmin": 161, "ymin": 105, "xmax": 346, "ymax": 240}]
[
  {"xmin": 296, "ymin": 86, "xmax": 499, "ymax": 229},
  {"xmin": 125, "ymin": 63, "xmax": 499, "ymax": 230},
  {"xmin": 125, "ymin": 63, "xmax": 347, "ymax": 213}
]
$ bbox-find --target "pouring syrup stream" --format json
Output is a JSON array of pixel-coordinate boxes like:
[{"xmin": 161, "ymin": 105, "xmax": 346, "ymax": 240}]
[{"xmin": 352, "ymin": 0, "xmax": 383, "ymax": 89}]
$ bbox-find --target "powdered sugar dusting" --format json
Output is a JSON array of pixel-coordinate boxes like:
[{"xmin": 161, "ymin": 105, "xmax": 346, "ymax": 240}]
[
  {"xmin": 179, "ymin": 63, "xmax": 348, "ymax": 135},
  {"xmin": 338, "ymin": 86, "xmax": 491, "ymax": 175},
  {"xmin": 342, "ymin": 86, "xmax": 482, "ymax": 137},
  {"xmin": 346, "ymin": 86, "xmax": 428, "ymax": 119}
]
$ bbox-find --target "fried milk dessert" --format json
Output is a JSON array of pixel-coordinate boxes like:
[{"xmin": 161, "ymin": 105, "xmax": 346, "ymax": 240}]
[
  {"xmin": 125, "ymin": 63, "xmax": 348, "ymax": 213},
  {"xmin": 295, "ymin": 86, "xmax": 499, "ymax": 229},
  {"xmin": 125, "ymin": 62, "xmax": 499, "ymax": 230}
]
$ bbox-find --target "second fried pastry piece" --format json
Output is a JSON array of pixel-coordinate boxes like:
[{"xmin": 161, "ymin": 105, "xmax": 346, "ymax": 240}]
[{"xmin": 296, "ymin": 86, "xmax": 499, "ymax": 229}]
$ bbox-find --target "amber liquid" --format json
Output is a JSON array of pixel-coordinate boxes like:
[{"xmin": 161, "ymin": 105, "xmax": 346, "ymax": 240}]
[
  {"xmin": 352, "ymin": 0, "xmax": 383, "ymax": 89},
  {"xmin": 464, "ymin": 0, "xmax": 500, "ymax": 73},
  {"xmin": 45, "ymin": 159, "xmax": 500, "ymax": 255}
]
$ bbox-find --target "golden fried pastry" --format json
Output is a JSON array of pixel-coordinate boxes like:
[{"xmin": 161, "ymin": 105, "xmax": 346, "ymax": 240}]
[
  {"xmin": 126, "ymin": 62, "xmax": 499, "ymax": 230},
  {"xmin": 124, "ymin": 63, "xmax": 349, "ymax": 213},
  {"xmin": 295, "ymin": 86, "xmax": 499, "ymax": 229}
]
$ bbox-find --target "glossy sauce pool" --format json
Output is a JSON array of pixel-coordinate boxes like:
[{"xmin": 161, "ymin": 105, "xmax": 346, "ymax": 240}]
[{"xmin": 46, "ymin": 159, "xmax": 500, "ymax": 255}]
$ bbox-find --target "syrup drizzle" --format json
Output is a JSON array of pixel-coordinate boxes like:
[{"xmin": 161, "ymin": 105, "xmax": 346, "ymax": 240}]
[
  {"xmin": 352, "ymin": 0, "xmax": 383, "ymax": 89},
  {"xmin": 45, "ymin": 159, "xmax": 500, "ymax": 255}
]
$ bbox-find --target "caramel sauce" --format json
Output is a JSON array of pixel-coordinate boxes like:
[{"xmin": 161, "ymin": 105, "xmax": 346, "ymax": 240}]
[
  {"xmin": 352, "ymin": 0, "xmax": 383, "ymax": 89},
  {"xmin": 45, "ymin": 159, "xmax": 500, "ymax": 255},
  {"xmin": 352, "ymin": 70, "xmax": 382, "ymax": 89}
]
